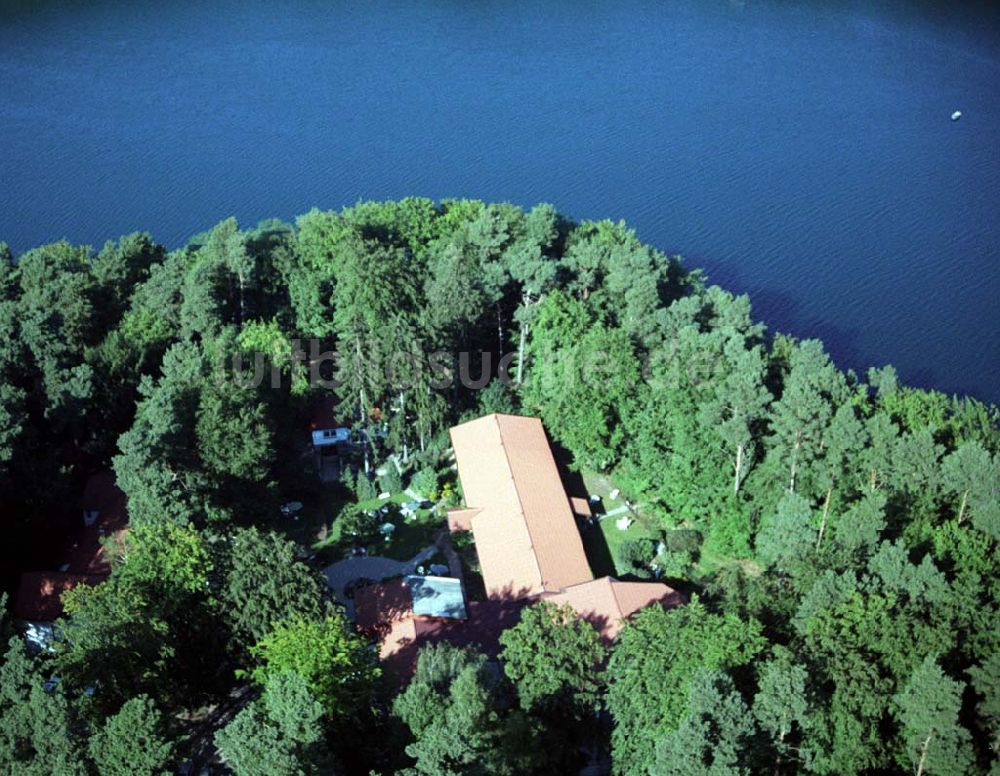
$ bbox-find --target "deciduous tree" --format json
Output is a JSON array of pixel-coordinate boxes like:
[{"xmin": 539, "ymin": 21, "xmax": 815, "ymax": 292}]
[
  {"xmin": 247, "ymin": 616, "xmax": 379, "ymax": 721},
  {"xmin": 606, "ymin": 602, "xmax": 765, "ymax": 775},
  {"xmin": 500, "ymin": 601, "xmax": 606, "ymax": 715},
  {"xmin": 393, "ymin": 643, "xmax": 539, "ymax": 775}
]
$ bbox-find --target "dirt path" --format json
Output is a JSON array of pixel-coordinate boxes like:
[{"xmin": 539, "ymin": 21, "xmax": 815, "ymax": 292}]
[
  {"xmin": 434, "ymin": 529, "xmax": 464, "ymax": 581},
  {"xmin": 323, "ymin": 544, "xmax": 438, "ymax": 605},
  {"xmin": 175, "ymin": 683, "xmax": 255, "ymax": 772},
  {"xmin": 597, "ymin": 502, "xmax": 641, "ymax": 520}
]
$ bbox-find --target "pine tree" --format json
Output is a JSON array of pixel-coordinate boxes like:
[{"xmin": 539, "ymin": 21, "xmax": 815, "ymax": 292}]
[
  {"xmin": 893, "ymin": 655, "xmax": 975, "ymax": 776},
  {"xmin": 89, "ymin": 695, "xmax": 175, "ymax": 775},
  {"xmin": 941, "ymin": 442, "xmax": 1000, "ymax": 536},
  {"xmin": 968, "ymin": 652, "xmax": 1000, "ymax": 760},
  {"xmin": 0, "ymin": 638, "xmax": 85, "ymax": 774},
  {"xmin": 217, "ymin": 527, "xmax": 328, "ymax": 646},
  {"xmin": 204, "ymin": 217, "xmax": 253, "ymax": 324},
  {"xmin": 654, "ymin": 669, "xmax": 757, "ymax": 775},
  {"xmin": 753, "ymin": 647, "xmax": 810, "ymax": 773},
  {"xmin": 216, "ymin": 672, "xmax": 335, "ymax": 776},
  {"xmin": 812, "ymin": 402, "xmax": 867, "ymax": 549},
  {"xmin": 766, "ymin": 339, "xmax": 847, "ymax": 495},
  {"xmin": 606, "ymin": 602, "xmax": 765, "ymax": 776},
  {"xmin": 393, "ymin": 644, "xmax": 540, "ymax": 775},
  {"xmin": 699, "ymin": 342, "xmax": 772, "ymax": 495},
  {"xmin": 756, "ymin": 491, "xmax": 815, "ymax": 572}
]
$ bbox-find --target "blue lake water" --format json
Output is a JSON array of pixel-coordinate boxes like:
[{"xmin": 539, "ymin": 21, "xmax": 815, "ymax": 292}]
[{"xmin": 1, "ymin": 0, "xmax": 998, "ymax": 401}]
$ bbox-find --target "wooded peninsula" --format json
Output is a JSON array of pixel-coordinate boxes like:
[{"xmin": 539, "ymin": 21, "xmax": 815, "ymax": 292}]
[{"xmin": 0, "ymin": 198, "xmax": 997, "ymax": 775}]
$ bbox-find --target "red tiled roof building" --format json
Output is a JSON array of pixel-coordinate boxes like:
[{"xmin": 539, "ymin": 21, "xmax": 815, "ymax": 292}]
[{"xmin": 356, "ymin": 414, "xmax": 682, "ymax": 675}]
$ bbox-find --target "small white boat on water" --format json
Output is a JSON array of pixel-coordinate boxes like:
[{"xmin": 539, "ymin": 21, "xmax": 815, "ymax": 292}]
[{"xmin": 951, "ymin": 110, "xmax": 962, "ymax": 121}]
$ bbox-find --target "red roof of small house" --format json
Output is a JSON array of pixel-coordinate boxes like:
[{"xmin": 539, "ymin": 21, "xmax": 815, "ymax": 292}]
[
  {"xmin": 376, "ymin": 616, "xmax": 452, "ymax": 668},
  {"xmin": 460, "ymin": 599, "xmax": 525, "ymax": 653},
  {"xmin": 68, "ymin": 472, "xmax": 128, "ymax": 575},
  {"xmin": 11, "ymin": 473, "xmax": 127, "ymax": 624},
  {"xmin": 449, "ymin": 414, "xmax": 593, "ymax": 598},
  {"xmin": 13, "ymin": 572, "xmax": 105, "ymax": 623},
  {"xmin": 355, "ymin": 574, "xmax": 472, "ymax": 641},
  {"xmin": 540, "ymin": 577, "xmax": 683, "ymax": 641},
  {"xmin": 569, "ymin": 496, "xmax": 593, "ymax": 518}
]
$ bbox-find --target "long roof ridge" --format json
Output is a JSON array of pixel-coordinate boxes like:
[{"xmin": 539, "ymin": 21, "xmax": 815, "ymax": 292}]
[{"xmin": 491, "ymin": 413, "xmax": 546, "ymax": 590}]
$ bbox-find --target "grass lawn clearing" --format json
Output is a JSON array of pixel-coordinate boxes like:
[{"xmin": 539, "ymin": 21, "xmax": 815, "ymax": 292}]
[
  {"xmin": 314, "ymin": 489, "xmax": 443, "ymax": 563},
  {"xmin": 269, "ymin": 480, "xmax": 351, "ymax": 552},
  {"xmin": 379, "ymin": 508, "xmax": 443, "ymax": 561},
  {"xmin": 576, "ymin": 468, "xmax": 663, "ymax": 577},
  {"xmin": 581, "ymin": 510, "xmax": 657, "ymax": 578},
  {"xmin": 580, "ymin": 468, "xmax": 618, "ymax": 505}
]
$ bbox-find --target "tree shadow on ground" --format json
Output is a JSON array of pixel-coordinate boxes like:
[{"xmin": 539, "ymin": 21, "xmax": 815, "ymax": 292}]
[
  {"xmin": 580, "ymin": 521, "xmax": 617, "ymax": 578},
  {"xmin": 545, "ymin": 436, "xmax": 618, "ymax": 577}
]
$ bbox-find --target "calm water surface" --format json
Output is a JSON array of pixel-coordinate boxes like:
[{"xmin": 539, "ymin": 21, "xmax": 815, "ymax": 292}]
[{"xmin": 1, "ymin": 0, "xmax": 998, "ymax": 399}]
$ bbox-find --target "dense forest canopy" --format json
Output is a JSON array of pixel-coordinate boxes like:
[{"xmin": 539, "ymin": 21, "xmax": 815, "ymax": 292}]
[{"xmin": 0, "ymin": 198, "xmax": 997, "ymax": 774}]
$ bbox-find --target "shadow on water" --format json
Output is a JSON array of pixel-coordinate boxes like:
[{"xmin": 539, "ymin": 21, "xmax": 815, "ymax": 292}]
[
  {"xmin": 755, "ymin": 288, "xmax": 863, "ymax": 369},
  {"xmin": 703, "ymin": 258, "xmax": 865, "ymax": 369},
  {"xmin": 754, "ymin": 284, "xmax": 982, "ymax": 397}
]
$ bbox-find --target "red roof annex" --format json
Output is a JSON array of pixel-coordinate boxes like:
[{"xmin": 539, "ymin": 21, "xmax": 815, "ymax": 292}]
[
  {"xmin": 13, "ymin": 572, "xmax": 105, "ymax": 623},
  {"xmin": 12, "ymin": 471, "xmax": 128, "ymax": 624}
]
